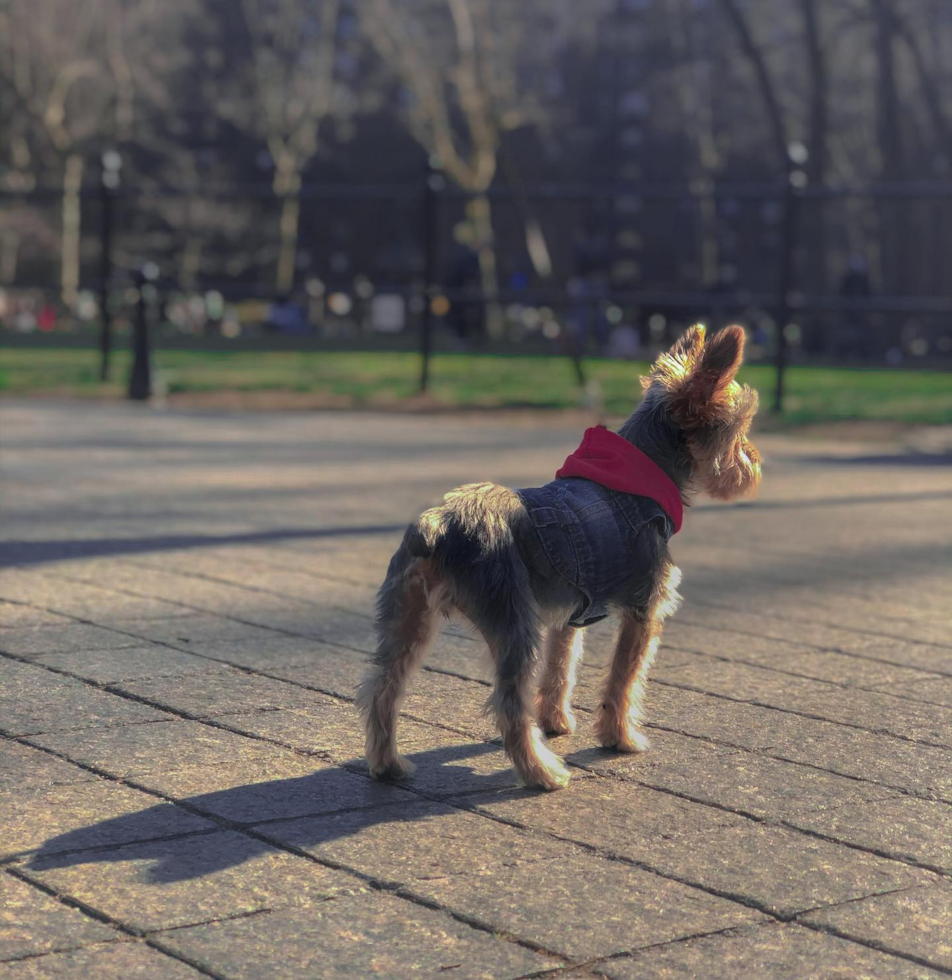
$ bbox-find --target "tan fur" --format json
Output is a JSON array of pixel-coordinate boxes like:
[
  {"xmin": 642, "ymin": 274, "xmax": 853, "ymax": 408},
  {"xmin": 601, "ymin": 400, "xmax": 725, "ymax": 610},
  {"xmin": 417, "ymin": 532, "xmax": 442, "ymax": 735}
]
[
  {"xmin": 357, "ymin": 558, "xmax": 447, "ymax": 779},
  {"xmin": 648, "ymin": 324, "xmax": 762, "ymax": 501},
  {"xmin": 595, "ymin": 561, "xmax": 682, "ymax": 751},
  {"xmin": 536, "ymin": 626, "xmax": 584, "ymax": 736},
  {"xmin": 359, "ymin": 325, "xmax": 760, "ymax": 791}
]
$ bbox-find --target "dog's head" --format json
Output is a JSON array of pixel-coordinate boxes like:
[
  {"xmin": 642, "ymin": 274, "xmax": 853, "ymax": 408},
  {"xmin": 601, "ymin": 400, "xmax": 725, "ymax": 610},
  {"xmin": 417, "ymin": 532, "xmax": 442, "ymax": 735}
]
[{"xmin": 641, "ymin": 324, "xmax": 761, "ymax": 500}]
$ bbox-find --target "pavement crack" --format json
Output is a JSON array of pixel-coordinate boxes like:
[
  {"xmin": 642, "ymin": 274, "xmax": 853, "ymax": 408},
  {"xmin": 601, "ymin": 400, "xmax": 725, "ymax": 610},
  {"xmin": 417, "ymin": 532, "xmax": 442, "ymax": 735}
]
[
  {"xmin": 651, "ymin": 677, "xmax": 952, "ymax": 750},
  {"xmin": 685, "ymin": 596, "xmax": 952, "ymax": 653},
  {"xmin": 796, "ymin": 913, "xmax": 952, "ymax": 976},
  {"xmin": 4, "ymin": 866, "xmax": 229, "ymax": 979},
  {"xmin": 662, "ymin": 642, "xmax": 952, "ymax": 705}
]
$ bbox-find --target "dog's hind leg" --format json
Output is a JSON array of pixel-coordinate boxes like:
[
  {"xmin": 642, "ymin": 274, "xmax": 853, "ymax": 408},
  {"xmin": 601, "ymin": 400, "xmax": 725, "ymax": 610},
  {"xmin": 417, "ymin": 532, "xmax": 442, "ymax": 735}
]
[
  {"xmin": 536, "ymin": 625, "xmax": 583, "ymax": 736},
  {"xmin": 357, "ymin": 554, "xmax": 446, "ymax": 780},
  {"xmin": 488, "ymin": 633, "xmax": 570, "ymax": 791},
  {"xmin": 466, "ymin": 579, "xmax": 569, "ymax": 791}
]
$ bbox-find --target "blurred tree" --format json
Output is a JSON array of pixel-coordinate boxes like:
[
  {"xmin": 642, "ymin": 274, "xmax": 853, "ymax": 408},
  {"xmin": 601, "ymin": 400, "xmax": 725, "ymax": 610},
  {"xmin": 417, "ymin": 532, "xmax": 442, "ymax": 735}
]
[
  {"xmin": 2, "ymin": 0, "xmax": 950, "ymax": 317},
  {"xmin": 226, "ymin": 0, "xmax": 346, "ymax": 294},
  {"xmin": 362, "ymin": 0, "xmax": 598, "ymax": 337},
  {"xmin": 662, "ymin": 0, "xmax": 723, "ymax": 286},
  {"xmin": 0, "ymin": 0, "xmax": 126, "ymax": 304},
  {"xmin": 120, "ymin": 0, "xmax": 246, "ymax": 291}
]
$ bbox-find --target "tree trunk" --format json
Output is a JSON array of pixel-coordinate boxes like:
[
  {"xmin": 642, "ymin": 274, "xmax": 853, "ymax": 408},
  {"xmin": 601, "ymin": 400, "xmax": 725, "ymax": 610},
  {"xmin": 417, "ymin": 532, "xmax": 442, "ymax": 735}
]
[
  {"xmin": 276, "ymin": 192, "xmax": 302, "ymax": 296},
  {"xmin": 466, "ymin": 193, "xmax": 503, "ymax": 341},
  {"xmin": 180, "ymin": 236, "xmax": 202, "ymax": 291},
  {"xmin": 799, "ymin": 0, "xmax": 829, "ymax": 296},
  {"xmin": 180, "ymin": 198, "xmax": 205, "ymax": 290},
  {"xmin": 0, "ymin": 227, "xmax": 20, "ymax": 283},
  {"xmin": 800, "ymin": 0, "xmax": 827, "ymax": 184},
  {"xmin": 872, "ymin": 0, "xmax": 906, "ymax": 293},
  {"xmin": 718, "ymin": 0, "xmax": 789, "ymax": 167},
  {"xmin": 894, "ymin": 8, "xmax": 951, "ymax": 165},
  {"xmin": 273, "ymin": 164, "xmax": 302, "ymax": 296},
  {"xmin": 666, "ymin": 0, "xmax": 721, "ymax": 287},
  {"xmin": 61, "ymin": 153, "xmax": 84, "ymax": 307}
]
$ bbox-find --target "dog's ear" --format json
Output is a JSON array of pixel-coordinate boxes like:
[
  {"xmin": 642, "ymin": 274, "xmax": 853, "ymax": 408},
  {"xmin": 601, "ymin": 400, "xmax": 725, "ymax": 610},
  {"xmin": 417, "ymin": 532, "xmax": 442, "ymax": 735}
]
[
  {"xmin": 686, "ymin": 324, "xmax": 745, "ymax": 405},
  {"xmin": 648, "ymin": 324, "xmax": 706, "ymax": 390},
  {"xmin": 669, "ymin": 323, "xmax": 706, "ymax": 364}
]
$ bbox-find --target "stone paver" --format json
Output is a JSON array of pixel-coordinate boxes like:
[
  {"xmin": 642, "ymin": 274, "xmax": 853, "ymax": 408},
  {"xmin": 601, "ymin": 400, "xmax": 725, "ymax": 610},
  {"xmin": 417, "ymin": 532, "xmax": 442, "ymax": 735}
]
[
  {"xmin": 259, "ymin": 798, "xmax": 573, "ymax": 883},
  {"xmin": 114, "ymin": 666, "xmax": 322, "ymax": 717},
  {"xmin": 28, "ymin": 646, "xmax": 214, "ymax": 684},
  {"xmin": 0, "ymin": 662, "xmax": 166, "ymax": 737},
  {"xmin": 0, "ymin": 625, "xmax": 144, "ymax": 656},
  {"xmin": 0, "ymin": 742, "xmax": 99, "ymax": 793},
  {"xmin": 412, "ymin": 853, "xmax": 766, "ymax": 959},
  {"xmin": 130, "ymin": 754, "xmax": 417, "ymax": 824},
  {"xmin": 1, "ymin": 400, "xmax": 950, "ymax": 978},
  {"xmin": 157, "ymin": 891, "xmax": 555, "ymax": 979},
  {"xmin": 786, "ymin": 796, "xmax": 952, "ymax": 874},
  {"xmin": 29, "ymin": 719, "xmax": 286, "ymax": 778},
  {"xmin": 0, "ymin": 941, "xmax": 207, "ymax": 979},
  {"xmin": 637, "ymin": 822, "xmax": 929, "ymax": 917},
  {"xmin": 601, "ymin": 921, "xmax": 948, "ymax": 979},
  {"xmin": 803, "ymin": 883, "xmax": 952, "ymax": 972},
  {"xmin": 1, "ymin": 781, "xmax": 213, "ymax": 859},
  {"xmin": 0, "ymin": 874, "xmax": 115, "ymax": 962},
  {"xmin": 25, "ymin": 831, "xmax": 360, "ymax": 933}
]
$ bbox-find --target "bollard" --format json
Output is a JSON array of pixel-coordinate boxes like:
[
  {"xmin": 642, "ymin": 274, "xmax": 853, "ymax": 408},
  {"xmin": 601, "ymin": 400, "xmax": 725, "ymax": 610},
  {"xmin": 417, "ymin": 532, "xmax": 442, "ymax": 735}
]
[
  {"xmin": 128, "ymin": 265, "xmax": 156, "ymax": 401},
  {"xmin": 773, "ymin": 159, "xmax": 804, "ymax": 414},
  {"xmin": 99, "ymin": 151, "xmax": 121, "ymax": 382}
]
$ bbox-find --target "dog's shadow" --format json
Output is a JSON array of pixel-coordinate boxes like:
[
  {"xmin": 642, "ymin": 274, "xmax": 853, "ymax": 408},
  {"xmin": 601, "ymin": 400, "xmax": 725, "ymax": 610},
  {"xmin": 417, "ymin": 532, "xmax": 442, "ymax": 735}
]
[{"xmin": 26, "ymin": 740, "xmax": 545, "ymax": 884}]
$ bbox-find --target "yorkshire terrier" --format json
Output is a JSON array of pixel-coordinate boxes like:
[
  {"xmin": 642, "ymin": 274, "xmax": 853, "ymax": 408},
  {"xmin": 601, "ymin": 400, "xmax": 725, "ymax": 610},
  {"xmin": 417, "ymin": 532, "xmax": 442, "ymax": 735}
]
[{"xmin": 357, "ymin": 324, "xmax": 761, "ymax": 790}]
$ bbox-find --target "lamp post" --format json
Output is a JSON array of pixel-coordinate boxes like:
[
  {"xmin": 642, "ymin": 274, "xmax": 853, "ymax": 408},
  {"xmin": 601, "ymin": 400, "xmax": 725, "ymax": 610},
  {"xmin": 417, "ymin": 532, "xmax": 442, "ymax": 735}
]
[
  {"xmin": 128, "ymin": 262, "xmax": 158, "ymax": 401},
  {"xmin": 99, "ymin": 150, "xmax": 121, "ymax": 382},
  {"xmin": 773, "ymin": 143, "xmax": 807, "ymax": 414}
]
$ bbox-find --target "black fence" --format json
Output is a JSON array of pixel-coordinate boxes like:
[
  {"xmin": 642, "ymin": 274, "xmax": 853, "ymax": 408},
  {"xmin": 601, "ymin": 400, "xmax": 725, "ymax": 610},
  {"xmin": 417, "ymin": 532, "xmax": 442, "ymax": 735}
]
[{"xmin": 2, "ymin": 166, "xmax": 952, "ymax": 410}]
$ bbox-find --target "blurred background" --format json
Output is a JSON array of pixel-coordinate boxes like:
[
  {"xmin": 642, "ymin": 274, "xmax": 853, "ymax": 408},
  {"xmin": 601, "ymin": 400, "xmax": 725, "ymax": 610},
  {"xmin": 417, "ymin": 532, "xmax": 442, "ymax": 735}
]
[{"xmin": 0, "ymin": 0, "xmax": 950, "ymax": 420}]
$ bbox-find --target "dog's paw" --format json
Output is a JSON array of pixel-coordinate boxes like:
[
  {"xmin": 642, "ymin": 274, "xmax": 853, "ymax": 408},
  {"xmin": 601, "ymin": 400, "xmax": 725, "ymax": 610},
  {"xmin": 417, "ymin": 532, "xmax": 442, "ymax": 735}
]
[
  {"xmin": 594, "ymin": 708, "xmax": 650, "ymax": 753},
  {"xmin": 368, "ymin": 753, "xmax": 416, "ymax": 781},
  {"xmin": 522, "ymin": 758, "xmax": 571, "ymax": 791},
  {"xmin": 516, "ymin": 740, "xmax": 571, "ymax": 791},
  {"xmin": 607, "ymin": 727, "xmax": 650, "ymax": 754},
  {"xmin": 509, "ymin": 726, "xmax": 570, "ymax": 790},
  {"xmin": 538, "ymin": 705, "xmax": 577, "ymax": 737}
]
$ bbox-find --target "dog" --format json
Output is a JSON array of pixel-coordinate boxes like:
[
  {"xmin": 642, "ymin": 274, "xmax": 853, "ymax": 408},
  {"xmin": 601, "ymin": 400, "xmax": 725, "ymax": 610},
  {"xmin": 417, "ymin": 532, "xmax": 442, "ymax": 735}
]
[{"xmin": 357, "ymin": 324, "xmax": 761, "ymax": 790}]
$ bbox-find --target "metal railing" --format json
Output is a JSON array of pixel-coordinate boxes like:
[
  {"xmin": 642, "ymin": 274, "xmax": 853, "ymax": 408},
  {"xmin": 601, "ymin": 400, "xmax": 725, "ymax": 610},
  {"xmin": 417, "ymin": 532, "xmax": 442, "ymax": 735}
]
[{"xmin": 2, "ymin": 165, "xmax": 951, "ymax": 410}]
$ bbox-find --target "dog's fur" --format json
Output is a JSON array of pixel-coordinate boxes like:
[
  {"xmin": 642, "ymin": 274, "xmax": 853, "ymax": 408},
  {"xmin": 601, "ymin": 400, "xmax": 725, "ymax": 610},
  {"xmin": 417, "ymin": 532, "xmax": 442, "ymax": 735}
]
[{"xmin": 357, "ymin": 325, "xmax": 761, "ymax": 790}]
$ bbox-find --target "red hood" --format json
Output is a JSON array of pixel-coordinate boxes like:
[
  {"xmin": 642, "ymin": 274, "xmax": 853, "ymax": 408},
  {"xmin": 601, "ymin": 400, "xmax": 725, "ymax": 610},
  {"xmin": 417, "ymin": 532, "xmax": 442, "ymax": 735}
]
[{"xmin": 555, "ymin": 426, "xmax": 683, "ymax": 533}]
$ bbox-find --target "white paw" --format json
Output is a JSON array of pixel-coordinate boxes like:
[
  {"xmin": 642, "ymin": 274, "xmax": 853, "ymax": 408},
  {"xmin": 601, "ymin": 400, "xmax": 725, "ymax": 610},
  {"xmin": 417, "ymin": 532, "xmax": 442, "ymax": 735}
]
[
  {"xmin": 595, "ymin": 708, "xmax": 650, "ymax": 753},
  {"xmin": 519, "ymin": 738, "xmax": 571, "ymax": 791},
  {"xmin": 613, "ymin": 727, "xmax": 650, "ymax": 753},
  {"xmin": 368, "ymin": 753, "xmax": 416, "ymax": 780}
]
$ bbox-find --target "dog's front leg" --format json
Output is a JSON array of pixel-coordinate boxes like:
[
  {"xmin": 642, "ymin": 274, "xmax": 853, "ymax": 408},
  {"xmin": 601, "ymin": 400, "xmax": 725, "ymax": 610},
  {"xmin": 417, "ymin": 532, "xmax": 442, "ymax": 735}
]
[
  {"xmin": 595, "ymin": 563, "xmax": 681, "ymax": 752},
  {"xmin": 536, "ymin": 624, "xmax": 583, "ymax": 736},
  {"xmin": 594, "ymin": 611, "xmax": 659, "ymax": 752}
]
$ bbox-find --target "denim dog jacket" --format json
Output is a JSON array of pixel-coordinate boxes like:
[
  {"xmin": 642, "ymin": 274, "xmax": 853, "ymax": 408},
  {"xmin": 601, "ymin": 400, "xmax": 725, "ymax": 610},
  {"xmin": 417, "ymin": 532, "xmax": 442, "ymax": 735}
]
[{"xmin": 517, "ymin": 477, "xmax": 674, "ymax": 628}]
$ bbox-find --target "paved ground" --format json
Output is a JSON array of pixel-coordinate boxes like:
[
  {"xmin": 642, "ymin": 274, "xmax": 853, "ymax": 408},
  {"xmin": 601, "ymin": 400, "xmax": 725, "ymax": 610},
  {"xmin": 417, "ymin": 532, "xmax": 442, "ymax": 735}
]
[{"xmin": 1, "ymin": 399, "xmax": 951, "ymax": 980}]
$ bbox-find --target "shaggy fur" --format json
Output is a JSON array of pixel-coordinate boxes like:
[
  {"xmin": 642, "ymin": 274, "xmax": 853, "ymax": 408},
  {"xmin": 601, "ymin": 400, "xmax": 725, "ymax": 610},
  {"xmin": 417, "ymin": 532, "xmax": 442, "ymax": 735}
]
[{"xmin": 357, "ymin": 325, "xmax": 761, "ymax": 790}]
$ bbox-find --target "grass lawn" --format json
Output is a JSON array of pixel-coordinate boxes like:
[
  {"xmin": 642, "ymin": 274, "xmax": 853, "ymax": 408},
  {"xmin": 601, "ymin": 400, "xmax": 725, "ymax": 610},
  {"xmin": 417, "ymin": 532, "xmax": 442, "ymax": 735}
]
[{"xmin": 1, "ymin": 345, "xmax": 950, "ymax": 425}]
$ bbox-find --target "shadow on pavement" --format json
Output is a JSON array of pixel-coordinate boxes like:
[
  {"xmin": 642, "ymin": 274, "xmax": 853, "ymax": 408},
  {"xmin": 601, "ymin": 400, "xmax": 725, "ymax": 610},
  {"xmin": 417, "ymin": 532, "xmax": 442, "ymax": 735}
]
[
  {"xmin": 4, "ymin": 487, "xmax": 951, "ymax": 568},
  {"xmin": 0, "ymin": 524, "xmax": 408, "ymax": 567},
  {"xmin": 799, "ymin": 452, "xmax": 952, "ymax": 468},
  {"xmin": 26, "ymin": 740, "xmax": 535, "ymax": 883},
  {"xmin": 695, "ymin": 488, "xmax": 951, "ymax": 514}
]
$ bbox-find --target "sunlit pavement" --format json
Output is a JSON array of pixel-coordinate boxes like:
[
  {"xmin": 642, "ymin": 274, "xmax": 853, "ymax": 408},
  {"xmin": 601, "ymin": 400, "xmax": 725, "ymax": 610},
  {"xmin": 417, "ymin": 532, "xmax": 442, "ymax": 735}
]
[{"xmin": 2, "ymin": 399, "xmax": 951, "ymax": 979}]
